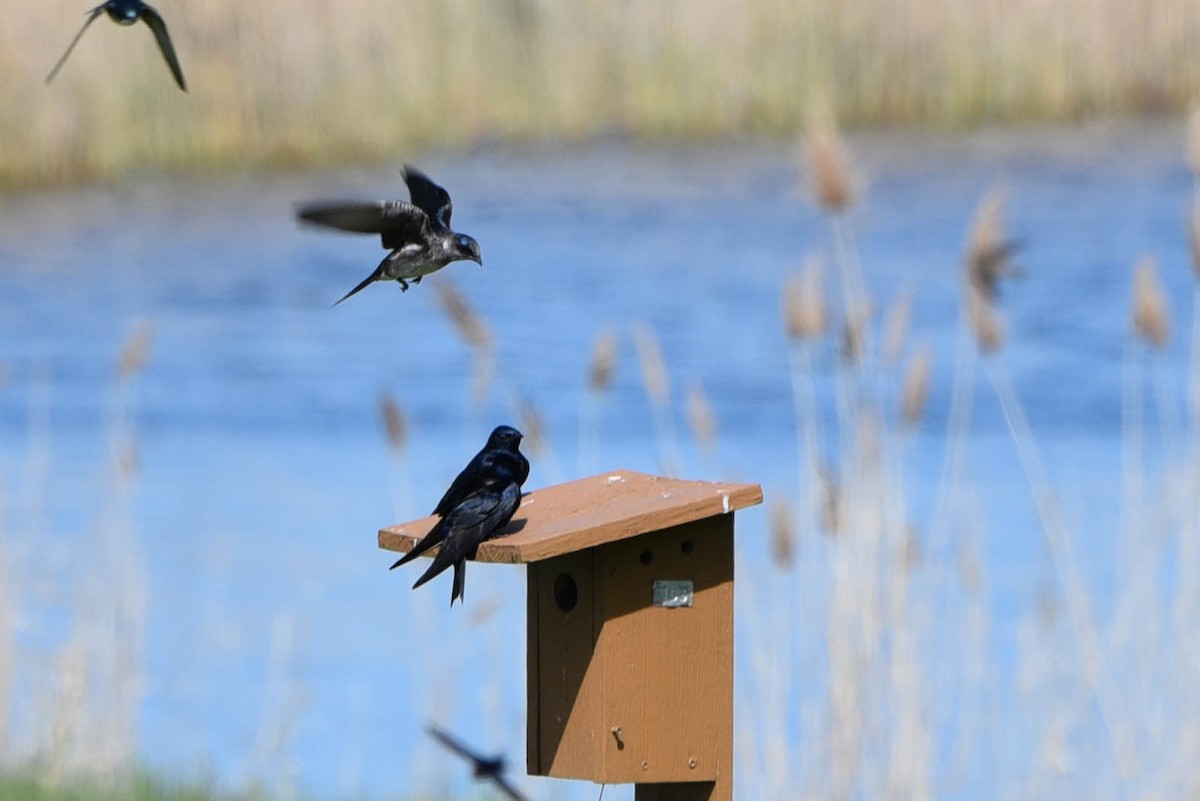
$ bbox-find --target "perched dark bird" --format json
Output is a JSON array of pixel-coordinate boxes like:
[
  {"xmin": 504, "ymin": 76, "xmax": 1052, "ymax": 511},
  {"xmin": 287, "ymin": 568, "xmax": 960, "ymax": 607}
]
[
  {"xmin": 296, "ymin": 166, "xmax": 483, "ymax": 305},
  {"xmin": 46, "ymin": 0, "xmax": 188, "ymax": 92},
  {"xmin": 426, "ymin": 725, "xmax": 529, "ymax": 801},
  {"xmin": 402, "ymin": 452, "xmax": 522, "ymax": 605},
  {"xmin": 390, "ymin": 425, "xmax": 528, "ymax": 570}
]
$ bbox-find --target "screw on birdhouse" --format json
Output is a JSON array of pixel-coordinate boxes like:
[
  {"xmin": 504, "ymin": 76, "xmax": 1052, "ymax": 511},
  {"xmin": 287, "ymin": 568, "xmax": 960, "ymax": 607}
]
[
  {"xmin": 611, "ymin": 727, "xmax": 624, "ymax": 750},
  {"xmin": 641, "ymin": 761, "xmax": 650, "ymax": 771},
  {"xmin": 688, "ymin": 757, "xmax": 698, "ymax": 769}
]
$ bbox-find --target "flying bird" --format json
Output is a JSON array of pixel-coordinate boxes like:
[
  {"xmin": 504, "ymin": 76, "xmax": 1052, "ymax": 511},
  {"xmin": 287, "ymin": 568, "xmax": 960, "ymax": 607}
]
[
  {"xmin": 46, "ymin": 0, "xmax": 188, "ymax": 92},
  {"xmin": 401, "ymin": 452, "xmax": 522, "ymax": 606},
  {"xmin": 390, "ymin": 425, "xmax": 528, "ymax": 571},
  {"xmin": 296, "ymin": 166, "xmax": 483, "ymax": 305},
  {"xmin": 426, "ymin": 725, "xmax": 529, "ymax": 801}
]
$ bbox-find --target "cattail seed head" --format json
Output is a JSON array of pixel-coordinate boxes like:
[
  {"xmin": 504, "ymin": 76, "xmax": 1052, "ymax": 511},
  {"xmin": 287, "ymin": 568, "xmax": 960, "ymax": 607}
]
[
  {"xmin": 434, "ymin": 281, "xmax": 492, "ymax": 351},
  {"xmin": 633, "ymin": 324, "xmax": 670, "ymax": 407},
  {"xmin": 588, "ymin": 327, "xmax": 618, "ymax": 393},
  {"xmin": 881, "ymin": 288, "xmax": 913, "ymax": 366},
  {"xmin": 817, "ymin": 464, "xmax": 841, "ymax": 536},
  {"xmin": 965, "ymin": 190, "xmax": 1019, "ymax": 303},
  {"xmin": 805, "ymin": 118, "xmax": 856, "ymax": 214},
  {"xmin": 117, "ymin": 323, "xmax": 155, "ymax": 379},
  {"xmin": 1188, "ymin": 204, "xmax": 1200, "ymax": 283},
  {"xmin": 1188, "ymin": 107, "xmax": 1200, "ymax": 177},
  {"xmin": 519, "ymin": 398, "xmax": 548, "ymax": 456},
  {"xmin": 770, "ymin": 497, "xmax": 796, "ymax": 567},
  {"xmin": 964, "ymin": 283, "xmax": 1004, "ymax": 353},
  {"xmin": 784, "ymin": 259, "xmax": 828, "ymax": 340},
  {"xmin": 900, "ymin": 342, "xmax": 932, "ymax": 427},
  {"xmin": 378, "ymin": 391, "xmax": 407, "ymax": 451},
  {"xmin": 685, "ymin": 380, "xmax": 717, "ymax": 455},
  {"xmin": 1131, "ymin": 255, "xmax": 1169, "ymax": 348}
]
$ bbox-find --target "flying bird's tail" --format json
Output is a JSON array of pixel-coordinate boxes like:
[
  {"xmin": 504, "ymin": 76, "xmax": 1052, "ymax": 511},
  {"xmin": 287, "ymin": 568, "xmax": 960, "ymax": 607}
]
[
  {"xmin": 334, "ymin": 264, "xmax": 385, "ymax": 306},
  {"xmin": 45, "ymin": 7, "xmax": 105, "ymax": 84}
]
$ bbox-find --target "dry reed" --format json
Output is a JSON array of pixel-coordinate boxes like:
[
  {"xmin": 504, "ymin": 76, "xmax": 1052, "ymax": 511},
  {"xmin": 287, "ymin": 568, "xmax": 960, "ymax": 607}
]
[
  {"xmin": 1188, "ymin": 107, "xmax": 1200, "ymax": 177},
  {"xmin": 784, "ymin": 258, "xmax": 828, "ymax": 341},
  {"xmin": 378, "ymin": 391, "xmax": 407, "ymax": 452},
  {"xmin": 1188, "ymin": 205, "xmax": 1200, "ymax": 282},
  {"xmin": 769, "ymin": 497, "xmax": 796, "ymax": 568},
  {"xmin": 900, "ymin": 342, "xmax": 932, "ymax": 427},
  {"xmin": 588, "ymin": 327, "xmax": 618, "ymax": 393},
  {"xmin": 685, "ymin": 380, "xmax": 717, "ymax": 455},
  {"xmin": 433, "ymin": 281, "xmax": 492, "ymax": 353},
  {"xmin": 1131, "ymin": 256, "xmax": 1169, "ymax": 348},
  {"xmin": 116, "ymin": 324, "xmax": 154, "ymax": 380},
  {"xmin": 805, "ymin": 118, "xmax": 856, "ymax": 214},
  {"xmin": 881, "ymin": 288, "xmax": 913, "ymax": 367},
  {"xmin": 8, "ymin": 0, "xmax": 1200, "ymax": 185}
]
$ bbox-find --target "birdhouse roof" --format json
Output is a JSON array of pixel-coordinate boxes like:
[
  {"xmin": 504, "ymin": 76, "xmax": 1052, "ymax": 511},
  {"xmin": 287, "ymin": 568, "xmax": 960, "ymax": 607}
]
[{"xmin": 378, "ymin": 470, "xmax": 763, "ymax": 564}]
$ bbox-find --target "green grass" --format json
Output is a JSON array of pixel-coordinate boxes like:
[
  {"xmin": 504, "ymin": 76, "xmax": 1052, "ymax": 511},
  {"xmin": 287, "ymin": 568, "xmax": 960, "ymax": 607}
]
[
  {"xmin": 0, "ymin": 774, "xmax": 242, "ymax": 801},
  {"xmin": 6, "ymin": 0, "xmax": 1200, "ymax": 185}
]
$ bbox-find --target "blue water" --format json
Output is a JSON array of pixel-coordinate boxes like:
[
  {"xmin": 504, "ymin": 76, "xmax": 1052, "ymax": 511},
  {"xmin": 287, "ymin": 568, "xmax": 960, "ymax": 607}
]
[{"xmin": 1, "ymin": 121, "xmax": 1196, "ymax": 800}]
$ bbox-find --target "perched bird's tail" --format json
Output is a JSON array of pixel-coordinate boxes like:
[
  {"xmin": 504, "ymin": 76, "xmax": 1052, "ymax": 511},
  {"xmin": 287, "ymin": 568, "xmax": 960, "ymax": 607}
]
[
  {"xmin": 412, "ymin": 549, "xmax": 452, "ymax": 591},
  {"xmin": 451, "ymin": 561, "xmax": 466, "ymax": 606}
]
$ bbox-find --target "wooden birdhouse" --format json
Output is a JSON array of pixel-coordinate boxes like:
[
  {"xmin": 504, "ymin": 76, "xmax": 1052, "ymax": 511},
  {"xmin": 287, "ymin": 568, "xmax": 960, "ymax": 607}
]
[{"xmin": 379, "ymin": 470, "xmax": 763, "ymax": 801}]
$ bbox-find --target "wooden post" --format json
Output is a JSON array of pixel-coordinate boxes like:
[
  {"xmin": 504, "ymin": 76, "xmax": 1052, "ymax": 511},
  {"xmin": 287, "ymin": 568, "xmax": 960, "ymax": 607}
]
[{"xmin": 379, "ymin": 470, "xmax": 762, "ymax": 801}]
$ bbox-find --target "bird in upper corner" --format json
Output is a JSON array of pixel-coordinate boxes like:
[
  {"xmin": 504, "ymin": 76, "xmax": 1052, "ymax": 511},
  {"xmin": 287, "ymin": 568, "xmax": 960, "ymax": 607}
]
[
  {"xmin": 46, "ymin": 0, "xmax": 188, "ymax": 92},
  {"xmin": 400, "ymin": 450, "xmax": 523, "ymax": 606},
  {"xmin": 390, "ymin": 425, "xmax": 528, "ymax": 571},
  {"xmin": 426, "ymin": 725, "xmax": 529, "ymax": 801},
  {"xmin": 295, "ymin": 166, "xmax": 483, "ymax": 305}
]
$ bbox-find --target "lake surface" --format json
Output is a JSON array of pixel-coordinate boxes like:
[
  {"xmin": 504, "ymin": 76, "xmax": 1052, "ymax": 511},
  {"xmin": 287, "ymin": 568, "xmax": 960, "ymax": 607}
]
[{"xmin": 1, "ymin": 121, "xmax": 1196, "ymax": 800}]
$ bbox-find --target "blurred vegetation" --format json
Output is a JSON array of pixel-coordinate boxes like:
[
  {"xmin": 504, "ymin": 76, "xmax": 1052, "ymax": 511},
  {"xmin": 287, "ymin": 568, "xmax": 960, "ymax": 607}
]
[
  {"xmin": 5, "ymin": 0, "xmax": 1200, "ymax": 185},
  {"xmin": 0, "ymin": 774, "xmax": 248, "ymax": 801}
]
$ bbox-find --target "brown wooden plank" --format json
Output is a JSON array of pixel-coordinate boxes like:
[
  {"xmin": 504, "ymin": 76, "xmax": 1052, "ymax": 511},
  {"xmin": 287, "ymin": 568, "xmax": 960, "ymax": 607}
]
[
  {"xmin": 378, "ymin": 470, "xmax": 762, "ymax": 564},
  {"xmin": 596, "ymin": 517, "xmax": 734, "ymax": 789},
  {"xmin": 528, "ymin": 551, "xmax": 604, "ymax": 780}
]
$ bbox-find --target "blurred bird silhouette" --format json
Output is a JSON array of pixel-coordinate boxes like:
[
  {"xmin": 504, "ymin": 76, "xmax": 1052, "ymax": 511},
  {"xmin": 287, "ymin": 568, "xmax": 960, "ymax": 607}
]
[
  {"xmin": 426, "ymin": 725, "xmax": 529, "ymax": 801},
  {"xmin": 390, "ymin": 425, "xmax": 528, "ymax": 570},
  {"xmin": 296, "ymin": 166, "xmax": 483, "ymax": 305},
  {"xmin": 46, "ymin": 0, "xmax": 187, "ymax": 92},
  {"xmin": 400, "ymin": 451, "xmax": 522, "ymax": 605}
]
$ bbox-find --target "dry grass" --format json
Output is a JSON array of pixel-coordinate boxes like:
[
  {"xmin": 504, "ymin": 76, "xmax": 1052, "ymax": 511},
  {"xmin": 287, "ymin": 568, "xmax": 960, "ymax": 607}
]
[{"xmin": 6, "ymin": 0, "xmax": 1200, "ymax": 185}]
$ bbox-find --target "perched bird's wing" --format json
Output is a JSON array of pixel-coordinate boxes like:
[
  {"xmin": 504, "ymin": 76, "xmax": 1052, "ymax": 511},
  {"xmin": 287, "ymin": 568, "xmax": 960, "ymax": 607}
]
[
  {"xmin": 45, "ymin": 5, "xmax": 106, "ymax": 85},
  {"xmin": 411, "ymin": 481, "xmax": 519, "ymax": 602},
  {"xmin": 389, "ymin": 518, "xmax": 445, "ymax": 569},
  {"xmin": 333, "ymin": 260, "xmax": 387, "ymax": 306},
  {"xmin": 432, "ymin": 450, "xmax": 487, "ymax": 517},
  {"xmin": 297, "ymin": 201, "xmax": 430, "ymax": 249},
  {"xmin": 139, "ymin": 4, "xmax": 187, "ymax": 91},
  {"xmin": 403, "ymin": 166, "xmax": 454, "ymax": 230}
]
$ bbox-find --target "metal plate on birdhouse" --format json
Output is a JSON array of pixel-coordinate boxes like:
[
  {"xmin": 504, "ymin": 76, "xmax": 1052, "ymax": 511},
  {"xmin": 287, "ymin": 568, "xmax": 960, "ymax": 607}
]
[{"xmin": 652, "ymin": 580, "xmax": 693, "ymax": 608}]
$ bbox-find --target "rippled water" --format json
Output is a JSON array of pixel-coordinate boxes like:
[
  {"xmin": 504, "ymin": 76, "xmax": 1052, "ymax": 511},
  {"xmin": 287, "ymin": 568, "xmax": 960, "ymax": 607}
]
[{"xmin": 1, "ymin": 121, "xmax": 1195, "ymax": 799}]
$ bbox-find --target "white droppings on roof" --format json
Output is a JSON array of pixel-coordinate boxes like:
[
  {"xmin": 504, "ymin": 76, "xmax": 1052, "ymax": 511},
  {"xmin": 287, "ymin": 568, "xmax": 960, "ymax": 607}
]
[
  {"xmin": 721, "ymin": 492, "xmax": 731, "ymax": 514},
  {"xmin": 661, "ymin": 491, "xmax": 672, "ymax": 499},
  {"xmin": 606, "ymin": 474, "xmax": 624, "ymax": 485}
]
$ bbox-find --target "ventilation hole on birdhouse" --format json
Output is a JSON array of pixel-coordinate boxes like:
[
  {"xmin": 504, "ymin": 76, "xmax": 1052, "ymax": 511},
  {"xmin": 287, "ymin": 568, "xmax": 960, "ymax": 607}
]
[
  {"xmin": 639, "ymin": 550, "xmax": 653, "ymax": 566},
  {"xmin": 554, "ymin": 573, "xmax": 578, "ymax": 613},
  {"xmin": 681, "ymin": 540, "xmax": 695, "ymax": 556}
]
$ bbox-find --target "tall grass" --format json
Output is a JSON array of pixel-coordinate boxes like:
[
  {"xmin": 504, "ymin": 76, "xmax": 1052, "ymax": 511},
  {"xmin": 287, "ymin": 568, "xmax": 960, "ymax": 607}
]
[{"xmin": 7, "ymin": 0, "xmax": 1200, "ymax": 185}]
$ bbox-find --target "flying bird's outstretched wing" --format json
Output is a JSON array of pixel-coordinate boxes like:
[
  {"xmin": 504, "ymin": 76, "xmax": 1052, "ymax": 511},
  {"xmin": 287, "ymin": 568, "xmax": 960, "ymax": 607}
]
[
  {"xmin": 45, "ymin": 5, "xmax": 106, "ymax": 85},
  {"xmin": 140, "ymin": 4, "xmax": 187, "ymax": 91},
  {"xmin": 425, "ymin": 726, "xmax": 529, "ymax": 801},
  {"xmin": 403, "ymin": 166, "xmax": 454, "ymax": 230},
  {"xmin": 296, "ymin": 200, "xmax": 431, "ymax": 250}
]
